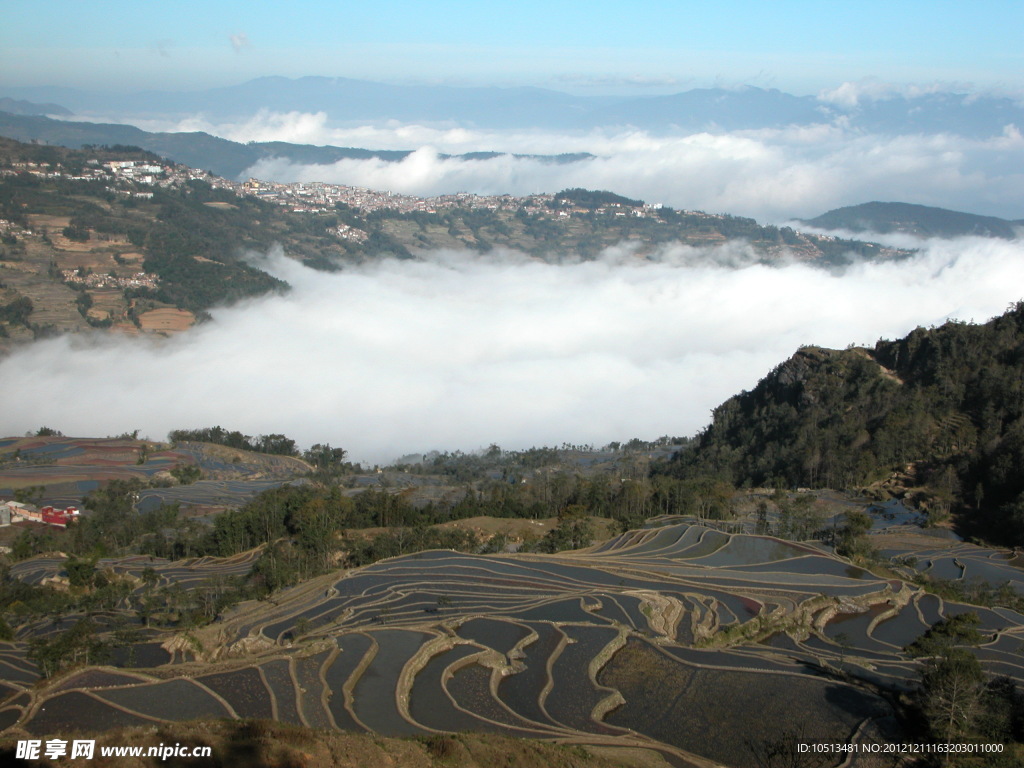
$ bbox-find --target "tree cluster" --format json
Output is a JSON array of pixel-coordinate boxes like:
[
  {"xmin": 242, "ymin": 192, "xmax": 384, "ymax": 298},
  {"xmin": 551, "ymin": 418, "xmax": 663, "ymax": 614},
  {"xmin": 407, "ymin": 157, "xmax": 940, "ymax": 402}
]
[
  {"xmin": 904, "ymin": 614, "xmax": 1024, "ymax": 752},
  {"xmin": 168, "ymin": 426, "xmax": 300, "ymax": 457}
]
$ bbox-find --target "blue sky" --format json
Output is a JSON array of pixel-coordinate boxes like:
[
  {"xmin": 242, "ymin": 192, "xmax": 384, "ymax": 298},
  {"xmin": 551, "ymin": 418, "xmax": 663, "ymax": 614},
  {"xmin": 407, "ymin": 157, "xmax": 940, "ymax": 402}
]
[{"xmin": 2, "ymin": 0, "xmax": 1022, "ymax": 94}]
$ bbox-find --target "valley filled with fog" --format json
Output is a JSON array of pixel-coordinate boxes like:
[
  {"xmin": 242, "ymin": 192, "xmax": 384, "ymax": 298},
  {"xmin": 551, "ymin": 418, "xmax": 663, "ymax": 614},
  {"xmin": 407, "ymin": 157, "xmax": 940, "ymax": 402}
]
[
  {"xmin": 5, "ymin": 78, "xmax": 1024, "ymax": 462},
  {"xmin": 2, "ymin": 236, "xmax": 1022, "ymax": 464}
]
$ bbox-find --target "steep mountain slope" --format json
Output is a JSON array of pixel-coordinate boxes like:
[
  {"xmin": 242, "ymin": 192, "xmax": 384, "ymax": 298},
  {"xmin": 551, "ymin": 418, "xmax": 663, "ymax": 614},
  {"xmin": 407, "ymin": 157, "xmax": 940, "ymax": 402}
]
[{"xmin": 667, "ymin": 303, "xmax": 1024, "ymax": 544}]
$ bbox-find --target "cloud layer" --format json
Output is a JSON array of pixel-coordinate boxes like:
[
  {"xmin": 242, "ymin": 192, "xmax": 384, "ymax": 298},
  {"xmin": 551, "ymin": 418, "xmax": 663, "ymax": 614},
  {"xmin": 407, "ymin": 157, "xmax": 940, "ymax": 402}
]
[
  {"xmin": 2, "ymin": 239, "xmax": 1022, "ymax": 464},
  {"xmin": 69, "ymin": 86, "xmax": 1024, "ymax": 223},
  {"xmin": 219, "ymin": 115, "xmax": 1024, "ymax": 222}
]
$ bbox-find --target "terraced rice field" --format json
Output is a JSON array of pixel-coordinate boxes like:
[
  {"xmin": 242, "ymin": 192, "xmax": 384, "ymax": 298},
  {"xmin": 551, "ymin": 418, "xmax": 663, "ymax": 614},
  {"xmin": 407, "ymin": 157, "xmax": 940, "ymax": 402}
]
[
  {"xmin": 6, "ymin": 522, "xmax": 1024, "ymax": 767},
  {"xmin": 880, "ymin": 535, "xmax": 1024, "ymax": 594},
  {"xmin": 8, "ymin": 549, "xmax": 261, "ymax": 592},
  {"xmin": 0, "ymin": 436, "xmax": 309, "ymax": 510}
]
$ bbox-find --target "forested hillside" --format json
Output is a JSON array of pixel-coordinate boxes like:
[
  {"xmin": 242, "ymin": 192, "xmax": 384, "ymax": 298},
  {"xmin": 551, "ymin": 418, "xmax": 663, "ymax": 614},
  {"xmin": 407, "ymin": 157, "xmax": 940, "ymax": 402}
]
[
  {"xmin": 803, "ymin": 201, "xmax": 1021, "ymax": 239},
  {"xmin": 666, "ymin": 303, "xmax": 1024, "ymax": 544}
]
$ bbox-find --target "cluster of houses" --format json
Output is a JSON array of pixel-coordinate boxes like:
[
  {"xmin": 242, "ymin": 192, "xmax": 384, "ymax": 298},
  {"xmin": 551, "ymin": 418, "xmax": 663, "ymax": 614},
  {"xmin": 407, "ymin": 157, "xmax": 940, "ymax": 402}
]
[
  {"xmin": 6, "ymin": 153, "xmax": 668, "ymax": 222},
  {"xmin": 1, "ymin": 500, "xmax": 80, "ymax": 528},
  {"xmin": 240, "ymin": 178, "xmax": 559, "ymax": 216},
  {"xmin": 3, "ymin": 157, "xmax": 221, "ymax": 200},
  {"xmin": 59, "ymin": 268, "xmax": 158, "ymax": 290}
]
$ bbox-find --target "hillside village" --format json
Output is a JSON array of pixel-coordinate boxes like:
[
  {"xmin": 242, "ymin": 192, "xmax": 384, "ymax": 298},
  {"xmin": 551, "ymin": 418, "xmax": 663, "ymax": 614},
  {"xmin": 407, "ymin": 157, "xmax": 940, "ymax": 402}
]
[
  {"xmin": 0, "ymin": 137, "xmax": 907, "ymax": 355},
  {"xmin": 6, "ymin": 151, "xmax": 666, "ymax": 219}
]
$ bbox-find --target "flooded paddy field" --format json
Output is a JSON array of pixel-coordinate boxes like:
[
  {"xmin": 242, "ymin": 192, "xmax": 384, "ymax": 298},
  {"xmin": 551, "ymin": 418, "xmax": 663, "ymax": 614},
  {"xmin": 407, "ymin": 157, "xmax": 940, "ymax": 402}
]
[
  {"xmin": 456, "ymin": 618, "xmax": 531, "ymax": 655},
  {"xmin": 445, "ymin": 663, "xmax": 528, "ymax": 734},
  {"xmin": 111, "ymin": 641, "xmax": 172, "ymax": 669},
  {"xmin": 408, "ymin": 644, "xmax": 487, "ymax": 732},
  {"xmin": 51, "ymin": 669, "xmax": 150, "ymax": 693},
  {"xmin": 544, "ymin": 624, "xmax": 621, "ymax": 733},
  {"xmin": 862, "ymin": 603, "xmax": 929, "ymax": 648},
  {"xmin": 0, "ymin": 656, "xmax": 38, "ymax": 685},
  {"xmin": 97, "ymin": 678, "xmax": 231, "ymax": 721},
  {"xmin": 509, "ymin": 597, "xmax": 610, "ymax": 624},
  {"xmin": 0, "ymin": 436, "xmax": 309, "ymax": 513},
  {"xmin": 196, "ymin": 667, "xmax": 274, "ymax": 720},
  {"xmin": 600, "ymin": 638, "xmax": 892, "ymax": 768},
  {"xmin": 294, "ymin": 649, "xmax": 334, "ymax": 729},
  {"xmin": 688, "ymin": 535, "xmax": 816, "ymax": 567},
  {"xmin": 496, "ymin": 622, "xmax": 565, "ymax": 729},
  {"xmin": 259, "ymin": 658, "xmax": 302, "ymax": 725},
  {"xmin": 661, "ymin": 644, "xmax": 803, "ymax": 674},
  {"xmin": 24, "ymin": 690, "xmax": 158, "ymax": 735},
  {"xmin": 8, "ymin": 520, "xmax": 1024, "ymax": 765},
  {"xmin": 0, "ymin": 708, "xmax": 20, "ymax": 732},
  {"xmin": 945, "ymin": 601, "xmax": 1024, "ymax": 631},
  {"xmin": 322, "ymin": 633, "xmax": 373, "ymax": 731},
  {"xmin": 587, "ymin": 595, "xmax": 641, "ymax": 629},
  {"xmin": 136, "ymin": 478, "xmax": 298, "ymax": 514},
  {"xmin": 9, "ymin": 549, "xmax": 261, "ymax": 594},
  {"xmin": 349, "ymin": 629, "xmax": 431, "ymax": 735}
]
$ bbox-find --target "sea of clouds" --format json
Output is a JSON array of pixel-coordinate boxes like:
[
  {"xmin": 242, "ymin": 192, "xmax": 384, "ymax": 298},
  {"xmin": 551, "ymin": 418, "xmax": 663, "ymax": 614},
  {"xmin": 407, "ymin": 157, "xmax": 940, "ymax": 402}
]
[
  {"xmin": 12, "ymin": 93, "xmax": 1024, "ymax": 461},
  {"xmin": 2, "ymin": 237, "xmax": 1023, "ymax": 464},
  {"xmin": 103, "ymin": 107, "xmax": 1024, "ymax": 222}
]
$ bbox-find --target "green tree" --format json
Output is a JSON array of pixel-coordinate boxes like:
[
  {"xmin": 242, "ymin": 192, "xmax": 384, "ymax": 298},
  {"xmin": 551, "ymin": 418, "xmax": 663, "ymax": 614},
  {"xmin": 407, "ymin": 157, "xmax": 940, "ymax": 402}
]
[
  {"xmin": 13, "ymin": 485, "xmax": 45, "ymax": 505},
  {"xmin": 905, "ymin": 612, "xmax": 984, "ymax": 658},
  {"xmin": 65, "ymin": 557, "xmax": 97, "ymax": 588},
  {"xmin": 536, "ymin": 512, "xmax": 595, "ymax": 553},
  {"xmin": 919, "ymin": 647, "xmax": 986, "ymax": 744},
  {"xmin": 170, "ymin": 464, "xmax": 201, "ymax": 484},
  {"xmin": 835, "ymin": 509, "xmax": 873, "ymax": 558},
  {"xmin": 27, "ymin": 617, "xmax": 109, "ymax": 678},
  {"xmin": 303, "ymin": 443, "xmax": 347, "ymax": 470},
  {"xmin": 755, "ymin": 500, "xmax": 770, "ymax": 535}
]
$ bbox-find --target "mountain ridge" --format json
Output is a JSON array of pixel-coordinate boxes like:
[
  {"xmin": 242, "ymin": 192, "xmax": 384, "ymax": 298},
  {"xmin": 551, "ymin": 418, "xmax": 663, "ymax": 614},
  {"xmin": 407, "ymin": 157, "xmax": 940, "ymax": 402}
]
[
  {"xmin": 3, "ymin": 77, "xmax": 1022, "ymax": 137},
  {"xmin": 802, "ymin": 201, "xmax": 1022, "ymax": 239},
  {"xmin": 0, "ymin": 111, "xmax": 594, "ymax": 180}
]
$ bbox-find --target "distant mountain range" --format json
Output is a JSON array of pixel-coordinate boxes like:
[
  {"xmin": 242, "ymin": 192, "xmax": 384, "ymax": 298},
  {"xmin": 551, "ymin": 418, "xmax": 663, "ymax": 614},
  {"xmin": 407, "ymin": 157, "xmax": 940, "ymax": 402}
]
[
  {"xmin": 0, "ymin": 97, "xmax": 72, "ymax": 117},
  {"xmin": 802, "ymin": 202, "xmax": 1023, "ymax": 239},
  {"xmin": 0, "ymin": 111, "xmax": 591, "ymax": 180},
  {"xmin": 2, "ymin": 77, "xmax": 1023, "ymax": 137}
]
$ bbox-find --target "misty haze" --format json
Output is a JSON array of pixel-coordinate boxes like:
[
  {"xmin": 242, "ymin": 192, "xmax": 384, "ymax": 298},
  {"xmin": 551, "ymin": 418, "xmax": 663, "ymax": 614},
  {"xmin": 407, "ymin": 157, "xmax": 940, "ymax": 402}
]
[{"xmin": 3, "ymin": 238, "xmax": 1022, "ymax": 464}]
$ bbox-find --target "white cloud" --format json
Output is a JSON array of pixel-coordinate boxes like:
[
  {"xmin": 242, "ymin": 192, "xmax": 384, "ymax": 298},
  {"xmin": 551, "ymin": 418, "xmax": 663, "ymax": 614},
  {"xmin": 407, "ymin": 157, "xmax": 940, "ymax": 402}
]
[
  {"xmin": 62, "ymin": 107, "xmax": 1024, "ymax": 220},
  {"xmin": 233, "ymin": 123, "xmax": 1024, "ymax": 221},
  {"xmin": 817, "ymin": 78, "xmax": 976, "ymax": 108},
  {"xmin": 2, "ymin": 239, "xmax": 1022, "ymax": 465},
  {"xmin": 229, "ymin": 33, "xmax": 250, "ymax": 54}
]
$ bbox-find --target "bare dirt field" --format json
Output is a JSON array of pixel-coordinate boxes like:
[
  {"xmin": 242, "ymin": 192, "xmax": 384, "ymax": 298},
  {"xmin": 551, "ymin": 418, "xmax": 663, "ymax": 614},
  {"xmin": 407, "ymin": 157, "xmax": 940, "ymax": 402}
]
[{"xmin": 138, "ymin": 308, "xmax": 195, "ymax": 333}]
